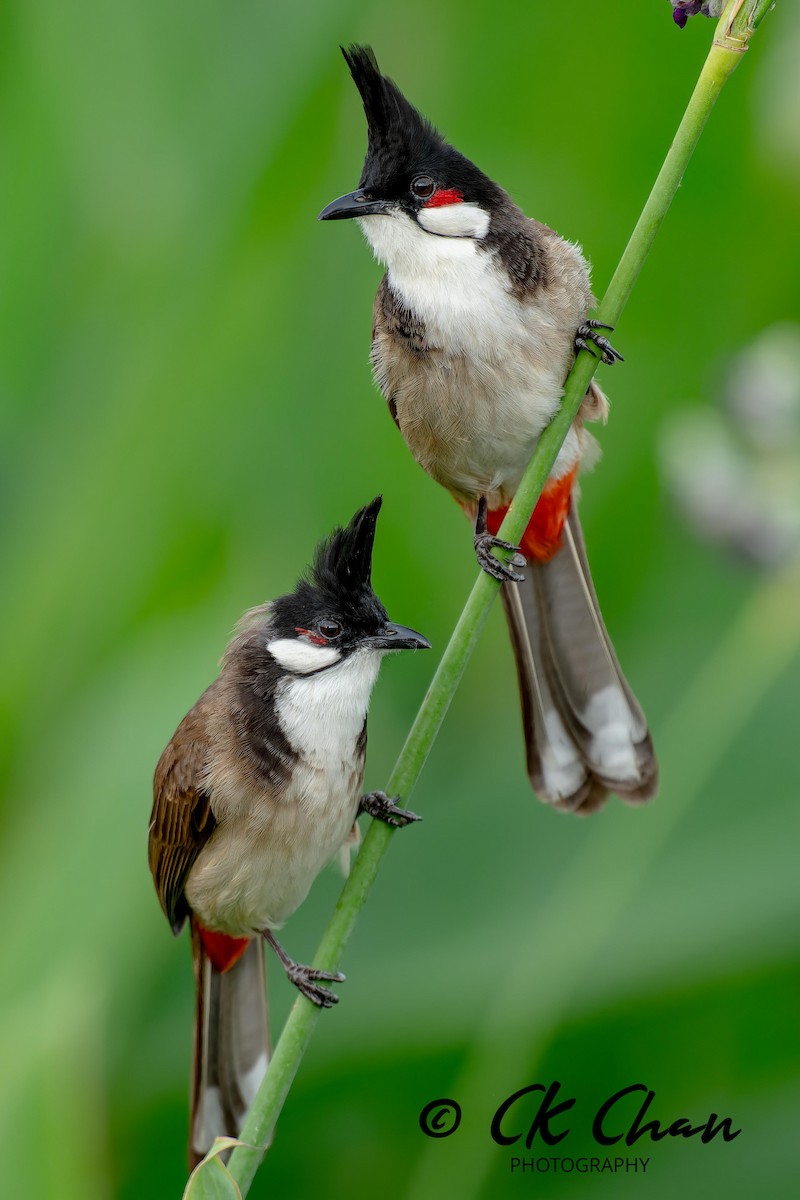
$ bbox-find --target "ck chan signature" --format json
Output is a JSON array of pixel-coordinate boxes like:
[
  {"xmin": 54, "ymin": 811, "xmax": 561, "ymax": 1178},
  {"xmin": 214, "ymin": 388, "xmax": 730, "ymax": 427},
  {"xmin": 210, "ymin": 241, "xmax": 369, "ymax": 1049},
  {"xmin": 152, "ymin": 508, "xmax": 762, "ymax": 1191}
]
[{"xmin": 419, "ymin": 1082, "xmax": 741, "ymax": 1149}]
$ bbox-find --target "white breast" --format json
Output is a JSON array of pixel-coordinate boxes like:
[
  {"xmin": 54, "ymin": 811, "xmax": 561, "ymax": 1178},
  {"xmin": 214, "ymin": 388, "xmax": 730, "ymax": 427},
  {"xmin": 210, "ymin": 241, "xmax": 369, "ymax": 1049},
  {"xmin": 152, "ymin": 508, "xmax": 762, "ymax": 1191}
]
[
  {"xmin": 362, "ymin": 211, "xmax": 535, "ymax": 357},
  {"xmin": 274, "ymin": 649, "xmax": 380, "ymax": 763},
  {"xmin": 362, "ymin": 211, "xmax": 584, "ymax": 504},
  {"xmin": 186, "ymin": 651, "xmax": 381, "ymax": 936}
]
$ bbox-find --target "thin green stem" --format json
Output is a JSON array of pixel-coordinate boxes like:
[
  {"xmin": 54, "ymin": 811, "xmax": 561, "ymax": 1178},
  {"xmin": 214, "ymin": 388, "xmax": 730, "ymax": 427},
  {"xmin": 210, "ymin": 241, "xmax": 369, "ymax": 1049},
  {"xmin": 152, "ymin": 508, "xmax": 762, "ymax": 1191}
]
[
  {"xmin": 723, "ymin": 0, "xmax": 776, "ymax": 41},
  {"xmin": 210, "ymin": 8, "xmax": 771, "ymax": 1195}
]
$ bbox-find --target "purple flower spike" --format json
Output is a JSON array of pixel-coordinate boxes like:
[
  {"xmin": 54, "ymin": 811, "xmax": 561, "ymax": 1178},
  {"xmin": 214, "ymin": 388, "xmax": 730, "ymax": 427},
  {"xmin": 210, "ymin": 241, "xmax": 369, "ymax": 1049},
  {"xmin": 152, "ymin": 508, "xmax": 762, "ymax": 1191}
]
[{"xmin": 670, "ymin": 1, "xmax": 725, "ymax": 27}]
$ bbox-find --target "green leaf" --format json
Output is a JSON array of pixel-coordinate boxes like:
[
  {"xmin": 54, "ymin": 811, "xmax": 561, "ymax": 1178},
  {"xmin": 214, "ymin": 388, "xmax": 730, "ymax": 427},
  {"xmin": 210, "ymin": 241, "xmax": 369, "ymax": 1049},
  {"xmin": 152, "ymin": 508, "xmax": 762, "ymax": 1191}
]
[{"xmin": 182, "ymin": 1139, "xmax": 250, "ymax": 1200}]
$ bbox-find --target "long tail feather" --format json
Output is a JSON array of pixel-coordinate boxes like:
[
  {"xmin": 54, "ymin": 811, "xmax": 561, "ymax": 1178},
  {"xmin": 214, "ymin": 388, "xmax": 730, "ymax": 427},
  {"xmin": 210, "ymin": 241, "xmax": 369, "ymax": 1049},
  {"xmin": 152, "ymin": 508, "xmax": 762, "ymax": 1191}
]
[
  {"xmin": 190, "ymin": 922, "xmax": 270, "ymax": 1169},
  {"xmin": 501, "ymin": 504, "xmax": 657, "ymax": 812}
]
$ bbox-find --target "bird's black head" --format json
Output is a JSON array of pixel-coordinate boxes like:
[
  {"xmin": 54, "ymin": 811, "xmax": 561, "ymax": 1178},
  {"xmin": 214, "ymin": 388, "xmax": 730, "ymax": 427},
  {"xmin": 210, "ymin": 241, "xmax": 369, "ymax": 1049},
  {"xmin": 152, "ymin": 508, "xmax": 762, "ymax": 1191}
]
[
  {"xmin": 319, "ymin": 45, "xmax": 506, "ymax": 237},
  {"xmin": 267, "ymin": 497, "xmax": 429, "ymax": 673}
]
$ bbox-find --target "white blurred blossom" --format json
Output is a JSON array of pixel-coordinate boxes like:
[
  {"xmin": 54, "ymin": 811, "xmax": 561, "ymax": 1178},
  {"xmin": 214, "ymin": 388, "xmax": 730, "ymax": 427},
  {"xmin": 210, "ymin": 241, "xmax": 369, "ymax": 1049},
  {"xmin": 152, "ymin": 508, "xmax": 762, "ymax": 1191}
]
[{"xmin": 660, "ymin": 324, "xmax": 800, "ymax": 568}]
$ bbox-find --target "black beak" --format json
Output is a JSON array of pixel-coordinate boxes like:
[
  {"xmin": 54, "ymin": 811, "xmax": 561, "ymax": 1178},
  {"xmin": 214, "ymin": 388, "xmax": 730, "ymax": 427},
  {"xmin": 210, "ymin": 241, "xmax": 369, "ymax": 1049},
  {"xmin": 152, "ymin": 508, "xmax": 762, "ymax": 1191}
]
[
  {"xmin": 367, "ymin": 622, "xmax": 431, "ymax": 652},
  {"xmin": 318, "ymin": 189, "xmax": 394, "ymax": 221}
]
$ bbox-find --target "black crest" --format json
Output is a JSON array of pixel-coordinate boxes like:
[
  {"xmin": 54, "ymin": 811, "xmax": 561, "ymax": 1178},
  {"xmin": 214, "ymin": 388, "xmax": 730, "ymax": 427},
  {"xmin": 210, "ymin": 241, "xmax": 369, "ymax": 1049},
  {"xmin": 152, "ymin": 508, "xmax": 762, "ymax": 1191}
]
[
  {"xmin": 312, "ymin": 495, "xmax": 382, "ymax": 599},
  {"xmin": 342, "ymin": 44, "xmax": 502, "ymax": 208},
  {"xmin": 269, "ymin": 496, "xmax": 388, "ymax": 642}
]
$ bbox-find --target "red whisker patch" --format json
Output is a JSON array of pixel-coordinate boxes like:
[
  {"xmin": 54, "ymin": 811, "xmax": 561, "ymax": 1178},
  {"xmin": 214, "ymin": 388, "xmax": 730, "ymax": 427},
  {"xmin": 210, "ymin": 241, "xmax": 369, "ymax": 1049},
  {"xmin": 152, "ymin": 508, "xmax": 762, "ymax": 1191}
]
[
  {"xmin": 295, "ymin": 627, "xmax": 327, "ymax": 646},
  {"xmin": 423, "ymin": 188, "xmax": 464, "ymax": 208}
]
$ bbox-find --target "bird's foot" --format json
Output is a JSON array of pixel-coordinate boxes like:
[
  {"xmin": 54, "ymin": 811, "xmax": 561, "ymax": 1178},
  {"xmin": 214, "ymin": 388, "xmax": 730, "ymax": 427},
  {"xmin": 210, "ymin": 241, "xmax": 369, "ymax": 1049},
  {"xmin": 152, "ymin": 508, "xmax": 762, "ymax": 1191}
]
[
  {"xmin": 474, "ymin": 497, "xmax": 526, "ymax": 584},
  {"xmin": 360, "ymin": 789, "xmax": 421, "ymax": 828},
  {"xmin": 574, "ymin": 320, "xmax": 624, "ymax": 366},
  {"xmin": 263, "ymin": 930, "xmax": 345, "ymax": 1008},
  {"xmin": 286, "ymin": 965, "xmax": 344, "ymax": 1008}
]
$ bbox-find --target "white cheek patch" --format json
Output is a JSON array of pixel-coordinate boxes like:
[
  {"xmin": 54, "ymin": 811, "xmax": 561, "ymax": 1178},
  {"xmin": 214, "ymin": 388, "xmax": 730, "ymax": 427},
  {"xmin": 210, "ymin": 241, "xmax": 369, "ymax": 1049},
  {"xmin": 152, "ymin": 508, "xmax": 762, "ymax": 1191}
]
[
  {"xmin": 417, "ymin": 203, "xmax": 490, "ymax": 240},
  {"xmin": 268, "ymin": 638, "xmax": 341, "ymax": 674}
]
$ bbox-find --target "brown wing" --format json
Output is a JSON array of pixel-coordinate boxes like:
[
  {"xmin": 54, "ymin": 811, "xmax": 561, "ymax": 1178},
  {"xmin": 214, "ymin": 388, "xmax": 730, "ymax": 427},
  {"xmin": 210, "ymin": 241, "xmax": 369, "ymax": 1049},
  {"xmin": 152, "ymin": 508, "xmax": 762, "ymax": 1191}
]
[{"xmin": 148, "ymin": 685, "xmax": 219, "ymax": 934}]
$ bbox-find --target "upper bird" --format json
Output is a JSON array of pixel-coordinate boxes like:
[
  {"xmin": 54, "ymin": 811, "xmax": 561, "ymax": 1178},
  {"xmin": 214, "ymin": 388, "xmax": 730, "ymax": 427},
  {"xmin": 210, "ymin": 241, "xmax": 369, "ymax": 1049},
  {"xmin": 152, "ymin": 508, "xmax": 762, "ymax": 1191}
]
[
  {"xmin": 319, "ymin": 46, "xmax": 657, "ymax": 814},
  {"xmin": 149, "ymin": 496, "xmax": 429, "ymax": 1166}
]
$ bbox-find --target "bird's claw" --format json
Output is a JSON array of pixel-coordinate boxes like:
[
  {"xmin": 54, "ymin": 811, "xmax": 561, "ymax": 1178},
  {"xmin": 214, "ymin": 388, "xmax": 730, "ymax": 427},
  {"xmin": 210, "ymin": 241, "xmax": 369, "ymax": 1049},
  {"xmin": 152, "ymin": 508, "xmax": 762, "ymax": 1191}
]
[
  {"xmin": 575, "ymin": 320, "xmax": 624, "ymax": 366},
  {"xmin": 360, "ymin": 789, "xmax": 421, "ymax": 827},
  {"xmin": 474, "ymin": 497, "xmax": 526, "ymax": 584},
  {"xmin": 264, "ymin": 929, "xmax": 345, "ymax": 1008},
  {"xmin": 286, "ymin": 962, "xmax": 345, "ymax": 1008}
]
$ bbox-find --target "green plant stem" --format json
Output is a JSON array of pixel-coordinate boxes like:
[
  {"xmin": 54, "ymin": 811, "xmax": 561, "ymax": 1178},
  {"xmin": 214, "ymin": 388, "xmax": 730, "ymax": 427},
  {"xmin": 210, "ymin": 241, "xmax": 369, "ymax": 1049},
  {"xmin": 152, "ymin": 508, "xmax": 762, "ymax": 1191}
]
[
  {"xmin": 724, "ymin": 0, "xmax": 776, "ymax": 40},
  {"xmin": 218, "ymin": 7, "xmax": 769, "ymax": 1194}
]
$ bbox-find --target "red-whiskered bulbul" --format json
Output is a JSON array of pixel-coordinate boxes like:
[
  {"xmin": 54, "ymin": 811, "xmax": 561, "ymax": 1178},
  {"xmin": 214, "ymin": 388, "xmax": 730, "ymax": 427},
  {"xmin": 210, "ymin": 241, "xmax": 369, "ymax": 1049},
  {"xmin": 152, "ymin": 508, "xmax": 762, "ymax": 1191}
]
[
  {"xmin": 319, "ymin": 46, "xmax": 658, "ymax": 815},
  {"xmin": 148, "ymin": 497, "xmax": 429, "ymax": 1166}
]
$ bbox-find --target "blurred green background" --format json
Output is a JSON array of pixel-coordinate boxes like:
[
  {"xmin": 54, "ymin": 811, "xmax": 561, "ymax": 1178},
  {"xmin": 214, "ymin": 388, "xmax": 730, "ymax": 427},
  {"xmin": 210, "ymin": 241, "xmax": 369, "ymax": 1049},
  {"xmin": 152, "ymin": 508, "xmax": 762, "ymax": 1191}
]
[{"xmin": 1, "ymin": 2, "xmax": 798, "ymax": 1197}]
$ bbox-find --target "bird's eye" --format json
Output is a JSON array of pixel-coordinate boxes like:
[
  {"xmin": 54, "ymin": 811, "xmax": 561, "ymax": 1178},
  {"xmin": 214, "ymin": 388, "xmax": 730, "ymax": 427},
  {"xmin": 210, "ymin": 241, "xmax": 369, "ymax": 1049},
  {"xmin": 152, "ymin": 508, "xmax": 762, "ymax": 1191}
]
[
  {"xmin": 319, "ymin": 619, "xmax": 342, "ymax": 640},
  {"xmin": 410, "ymin": 175, "xmax": 436, "ymax": 200}
]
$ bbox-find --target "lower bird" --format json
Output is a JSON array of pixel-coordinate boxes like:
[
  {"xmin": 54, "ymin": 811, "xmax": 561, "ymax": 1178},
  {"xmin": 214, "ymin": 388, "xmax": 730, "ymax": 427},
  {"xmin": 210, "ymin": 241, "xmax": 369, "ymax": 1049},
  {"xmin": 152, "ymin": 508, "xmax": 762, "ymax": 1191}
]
[
  {"xmin": 148, "ymin": 496, "xmax": 429, "ymax": 1166},
  {"xmin": 319, "ymin": 46, "xmax": 658, "ymax": 813}
]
